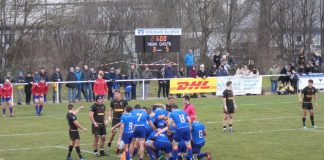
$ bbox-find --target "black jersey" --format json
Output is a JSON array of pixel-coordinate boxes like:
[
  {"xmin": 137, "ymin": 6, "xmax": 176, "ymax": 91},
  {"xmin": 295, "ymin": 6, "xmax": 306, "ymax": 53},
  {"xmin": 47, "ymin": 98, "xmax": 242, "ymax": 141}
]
[
  {"xmin": 223, "ymin": 89, "xmax": 234, "ymax": 108},
  {"xmin": 110, "ymin": 99, "xmax": 128, "ymax": 121},
  {"xmin": 301, "ymin": 86, "xmax": 317, "ymax": 103},
  {"xmin": 66, "ymin": 112, "xmax": 78, "ymax": 130},
  {"xmin": 89, "ymin": 103, "xmax": 106, "ymax": 123}
]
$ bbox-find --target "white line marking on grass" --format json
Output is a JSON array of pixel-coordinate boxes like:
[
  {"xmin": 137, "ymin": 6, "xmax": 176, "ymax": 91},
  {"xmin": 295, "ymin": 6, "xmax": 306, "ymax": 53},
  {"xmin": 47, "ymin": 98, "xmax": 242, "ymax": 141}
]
[
  {"xmin": 238, "ymin": 127, "xmax": 323, "ymax": 134},
  {"xmin": 2, "ymin": 113, "xmax": 88, "ymax": 120},
  {"xmin": 55, "ymin": 146, "xmax": 121, "ymax": 158},
  {"xmin": 0, "ymin": 131, "xmax": 67, "ymax": 137},
  {"xmin": 0, "ymin": 143, "xmax": 93, "ymax": 152}
]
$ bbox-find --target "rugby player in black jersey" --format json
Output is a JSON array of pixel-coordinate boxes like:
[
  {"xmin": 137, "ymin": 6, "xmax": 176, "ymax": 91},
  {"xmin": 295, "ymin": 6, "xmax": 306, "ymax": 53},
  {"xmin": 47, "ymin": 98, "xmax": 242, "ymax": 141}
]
[
  {"xmin": 223, "ymin": 81, "xmax": 237, "ymax": 132},
  {"xmin": 299, "ymin": 79, "xmax": 319, "ymax": 129},
  {"xmin": 66, "ymin": 104, "xmax": 87, "ymax": 160},
  {"xmin": 89, "ymin": 95, "xmax": 108, "ymax": 156}
]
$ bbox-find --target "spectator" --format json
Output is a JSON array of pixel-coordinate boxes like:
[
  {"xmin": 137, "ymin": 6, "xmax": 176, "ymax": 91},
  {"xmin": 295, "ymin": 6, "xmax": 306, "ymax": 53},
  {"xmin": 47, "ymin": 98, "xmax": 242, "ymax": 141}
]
[
  {"xmin": 24, "ymin": 72, "xmax": 33, "ymax": 105},
  {"xmin": 189, "ymin": 66, "xmax": 198, "ymax": 78},
  {"xmin": 33, "ymin": 71, "xmax": 41, "ymax": 82},
  {"xmin": 242, "ymin": 65, "xmax": 251, "ymax": 76},
  {"xmin": 141, "ymin": 65, "xmax": 153, "ymax": 99},
  {"xmin": 279, "ymin": 65, "xmax": 291, "ymax": 85},
  {"xmin": 184, "ymin": 49, "xmax": 195, "ymax": 77},
  {"xmin": 298, "ymin": 48, "xmax": 306, "ymax": 66},
  {"xmin": 113, "ymin": 68, "xmax": 122, "ymax": 91},
  {"xmin": 164, "ymin": 63, "xmax": 176, "ymax": 97},
  {"xmin": 105, "ymin": 67, "xmax": 116, "ymax": 100},
  {"xmin": 312, "ymin": 50, "xmax": 322, "ymax": 66},
  {"xmin": 177, "ymin": 67, "xmax": 185, "ymax": 78},
  {"xmin": 51, "ymin": 67, "xmax": 63, "ymax": 103},
  {"xmin": 90, "ymin": 67, "xmax": 97, "ymax": 101},
  {"xmin": 66, "ymin": 67, "xmax": 77, "ymax": 103},
  {"xmin": 39, "ymin": 68, "xmax": 49, "ymax": 102},
  {"xmin": 123, "ymin": 75, "xmax": 132, "ymax": 100},
  {"xmin": 288, "ymin": 69, "xmax": 298, "ymax": 93},
  {"xmin": 304, "ymin": 61, "xmax": 313, "ymax": 74},
  {"xmin": 313, "ymin": 61, "xmax": 323, "ymax": 73},
  {"xmin": 93, "ymin": 73, "xmax": 108, "ymax": 97},
  {"xmin": 297, "ymin": 65, "xmax": 305, "ymax": 74},
  {"xmin": 225, "ymin": 52, "xmax": 235, "ymax": 68},
  {"xmin": 217, "ymin": 65, "xmax": 228, "ymax": 77},
  {"xmin": 213, "ymin": 51, "xmax": 222, "ymax": 68},
  {"xmin": 5, "ymin": 72, "xmax": 15, "ymax": 83},
  {"xmin": 221, "ymin": 60, "xmax": 230, "ymax": 75},
  {"xmin": 209, "ymin": 64, "xmax": 218, "ymax": 77},
  {"xmin": 74, "ymin": 66, "xmax": 83, "ymax": 101},
  {"xmin": 235, "ymin": 64, "xmax": 244, "ymax": 76},
  {"xmin": 248, "ymin": 60, "xmax": 255, "ymax": 70},
  {"xmin": 157, "ymin": 66, "xmax": 166, "ymax": 99},
  {"xmin": 128, "ymin": 64, "xmax": 140, "ymax": 100},
  {"xmin": 251, "ymin": 66, "xmax": 259, "ymax": 75},
  {"xmin": 198, "ymin": 64, "xmax": 208, "ymax": 98},
  {"xmin": 268, "ymin": 65, "xmax": 280, "ymax": 94},
  {"xmin": 16, "ymin": 71, "xmax": 25, "ymax": 105},
  {"xmin": 81, "ymin": 65, "xmax": 93, "ymax": 102}
]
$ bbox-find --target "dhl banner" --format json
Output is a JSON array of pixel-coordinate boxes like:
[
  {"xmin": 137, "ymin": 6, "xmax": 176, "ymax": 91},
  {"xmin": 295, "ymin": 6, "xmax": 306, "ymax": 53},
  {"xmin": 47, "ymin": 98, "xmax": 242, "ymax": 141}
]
[{"xmin": 170, "ymin": 78, "xmax": 217, "ymax": 94}]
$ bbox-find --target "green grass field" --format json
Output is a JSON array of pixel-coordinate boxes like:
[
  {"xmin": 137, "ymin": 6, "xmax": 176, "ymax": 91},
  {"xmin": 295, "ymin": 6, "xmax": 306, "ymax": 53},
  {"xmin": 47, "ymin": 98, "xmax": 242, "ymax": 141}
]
[{"xmin": 0, "ymin": 94, "xmax": 323, "ymax": 160}]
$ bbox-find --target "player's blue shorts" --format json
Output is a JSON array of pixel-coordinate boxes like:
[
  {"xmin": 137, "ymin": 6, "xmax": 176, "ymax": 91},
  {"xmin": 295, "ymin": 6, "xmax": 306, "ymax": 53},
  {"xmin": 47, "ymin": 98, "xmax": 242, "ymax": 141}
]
[
  {"xmin": 173, "ymin": 127, "xmax": 191, "ymax": 143},
  {"xmin": 133, "ymin": 125, "xmax": 146, "ymax": 139},
  {"xmin": 145, "ymin": 127, "xmax": 154, "ymax": 139},
  {"xmin": 2, "ymin": 97, "xmax": 11, "ymax": 102},
  {"xmin": 153, "ymin": 141, "xmax": 172, "ymax": 154},
  {"xmin": 178, "ymin": 141, "xmax": 187, "ymax": 153},
  {"xmin": 156, "ymin": 121, "xmax": 166, "ymax": 129},
  {"xmin": 33, "ymin": 95, "xmax": 44, "ymax": 100},
  {"xmin": 122, "ymin": 132, "xmax": 134, "ymax": 144},
  {"xmin": 192, "ymin": 141, "xmax": 205, "ymax": 154}
]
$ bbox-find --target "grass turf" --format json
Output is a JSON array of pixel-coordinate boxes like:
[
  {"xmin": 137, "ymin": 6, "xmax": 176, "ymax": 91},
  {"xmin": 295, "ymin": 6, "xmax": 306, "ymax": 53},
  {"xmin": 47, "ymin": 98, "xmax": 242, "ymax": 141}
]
[{"xmin": 0, "ymin": 94, "xmax": 323, "ymax": 160}]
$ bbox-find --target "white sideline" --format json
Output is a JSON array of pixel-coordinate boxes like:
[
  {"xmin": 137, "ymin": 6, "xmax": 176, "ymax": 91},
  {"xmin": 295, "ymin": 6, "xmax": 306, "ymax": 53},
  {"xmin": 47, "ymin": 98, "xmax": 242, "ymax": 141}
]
[
  {"xmin": 54, "ymin": 146, "xmax": 121, "ymax": 158},
  {"xmin": 0, "ymin": 131, "xmax": 67, "ymax": 137}
]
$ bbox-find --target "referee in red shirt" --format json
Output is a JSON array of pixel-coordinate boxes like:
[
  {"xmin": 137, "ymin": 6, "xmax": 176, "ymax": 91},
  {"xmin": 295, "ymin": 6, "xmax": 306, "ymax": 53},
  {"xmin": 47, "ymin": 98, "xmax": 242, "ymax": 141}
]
[{"xmin": 182, "ymin": 95, "xmax": 197, "ymax": 122}]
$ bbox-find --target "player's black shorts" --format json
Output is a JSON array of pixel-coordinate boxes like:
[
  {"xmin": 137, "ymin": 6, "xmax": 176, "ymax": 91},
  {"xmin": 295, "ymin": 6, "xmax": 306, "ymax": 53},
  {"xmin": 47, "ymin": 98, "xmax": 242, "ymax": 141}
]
[
  {"xmin": 302, "ymin": 102, "xmax": 313, "ymax": 110},
  {"xmin": 69, "ymin": 130, "xmax": 80, "ymax": 141},
  {"xmin": 92, "ymin": 124, "xmax": 106, "ymax": 136},
  {"xmin": 112, "ymin": 119, "xmax": 121, "ymax": 127},
  {"xmin": 224, "ymin": 106, "xmax": 235, "ymax": 114}
]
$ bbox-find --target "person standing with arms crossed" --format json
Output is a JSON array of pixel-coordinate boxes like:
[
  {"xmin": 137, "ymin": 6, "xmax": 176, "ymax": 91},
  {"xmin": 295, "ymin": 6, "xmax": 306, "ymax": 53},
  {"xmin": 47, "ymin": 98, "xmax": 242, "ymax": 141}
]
[
  {"xmin": 89, "ymin": 95, "xmax": 108, "ymax": 157},
  {"xmin": 223, "ymin": 81, "xmax": 237, "ymax": 132}
]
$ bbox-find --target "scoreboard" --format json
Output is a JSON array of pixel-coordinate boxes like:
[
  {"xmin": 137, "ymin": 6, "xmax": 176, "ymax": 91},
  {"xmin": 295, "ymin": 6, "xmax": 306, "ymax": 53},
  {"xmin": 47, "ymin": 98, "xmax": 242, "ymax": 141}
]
[{"xmin": 135, "ymin": 28, "xmax": 181, "ymax": 53}]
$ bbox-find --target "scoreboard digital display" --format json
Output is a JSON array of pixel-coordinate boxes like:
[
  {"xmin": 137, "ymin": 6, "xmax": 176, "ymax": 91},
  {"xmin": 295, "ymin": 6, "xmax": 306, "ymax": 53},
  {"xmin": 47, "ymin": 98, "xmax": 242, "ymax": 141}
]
[{"xmin": 135, "ymin": 28, "xmax": 181, "ymax": 53}]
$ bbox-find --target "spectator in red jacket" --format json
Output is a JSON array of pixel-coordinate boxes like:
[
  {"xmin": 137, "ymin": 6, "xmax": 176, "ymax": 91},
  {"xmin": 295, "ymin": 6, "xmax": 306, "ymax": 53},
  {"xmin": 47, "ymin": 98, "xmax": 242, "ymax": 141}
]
[
  {"xmin": 182, "ymin": 95, "xmax": 197, "ymax": 122},
  {"xmin": 93, "ymin": 73, "xmax": 108, "ymax": 97},
  {"xmin": 32, "ymin": 78, "xmax": 49, "ymax": 116},
  {"xmin": 1, "ymin": 79, "xmax": 13, "ymax": 117}
]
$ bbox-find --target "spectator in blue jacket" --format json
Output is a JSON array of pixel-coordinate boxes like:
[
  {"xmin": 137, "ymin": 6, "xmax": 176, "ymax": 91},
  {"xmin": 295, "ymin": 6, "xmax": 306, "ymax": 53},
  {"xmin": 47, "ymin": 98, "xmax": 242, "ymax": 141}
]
[
  {"xmin": 81, "ymin": 65, "xmax": 93, "ymax": 102},
  {"xmin": 75, "ymin": 66, "xmax": 83, "ymax": 101},
  {"xmin": 184, "ymin": 49, "xmax": 195, "ymax": 77}
]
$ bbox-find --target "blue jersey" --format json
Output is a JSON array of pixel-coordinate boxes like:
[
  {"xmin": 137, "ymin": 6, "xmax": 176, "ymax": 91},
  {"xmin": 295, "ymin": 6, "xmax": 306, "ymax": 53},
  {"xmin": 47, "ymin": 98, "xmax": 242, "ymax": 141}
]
[
  {"xmin": 132, "ymin": 109, "xmax": 150, "ymax": 126},
  {"xmin": 169, "ymin": 109, "xmax": 189, "ymax": 128},
  {"xmin": 154, "ymin": 108, "xmax": 168, "ymax": 128},
  {"xmin": 121, "ymin": 113, "xmax": 136, "ymax": 133},
  {"xmin": 191, "ymin": 121, "xmax": 205, "ymax": 144},
  {"xmin": 147, "ymin": 131, "xmax": 170, "ymax": 142}
]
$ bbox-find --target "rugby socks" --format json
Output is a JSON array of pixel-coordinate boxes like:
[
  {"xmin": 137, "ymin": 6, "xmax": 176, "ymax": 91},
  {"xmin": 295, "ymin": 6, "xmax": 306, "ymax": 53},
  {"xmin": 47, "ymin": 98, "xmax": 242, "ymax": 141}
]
[
  {"xmin": 9, "ymin": 106, "xmax": 13, "ymax": 114},
  {"xmin": 75, "ymin": 146, "xmax": 83, "ymax": 158},
  {"xmin": 187, "ymin": 147, "xmax": 193, "ymax": 160},
  {"xmin": 93, "ymin": 149, "xmax": 98, "ymax": 155},
  {"xmin": 67, "ymin": 145, "xmax": 73, "ymax": 158},
  {"xmin": 35, "ymin": 104, "xmax": 39, "ymax": 114},
  {"xmin": 39, "ymin": 105, "xmax": 43, "ymax": 114},
  {"xmin": 2, "ymin": 108, "xmax": 5, "ymax": 115},
  {"xmin": 310, "ymin": 115, "xmax": 315, "ymax": 126},
  {"xmin": 133, "ymin": 148, "xmax": 138, "ymax": 157},
  {"xmin": 302, "ymin": 117, "xmax": 306, "ymax": 126},
  {"xmin": 146, "ymin": 147, "xmax": 155, "ymax": 159},
  {"xmin": 197, "ymin": 152, "xmax": 208, "ymax": 159},
  {"xmin": 126, "ymin": 151, "xmax": 130, "ymax": 160},
  {"xmin": 107, "ymin": 142, "xmax": 112, "ymax": 147},
  {"xmin": 172, "ymin": 149, "xmax": 179, "ymax": 160}
]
